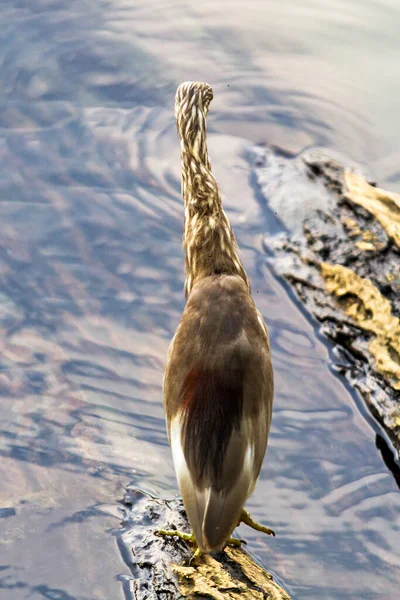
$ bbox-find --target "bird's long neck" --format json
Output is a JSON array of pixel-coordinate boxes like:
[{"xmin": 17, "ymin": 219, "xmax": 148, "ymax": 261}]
[{"xmin": 176, "ymin": 82, "xmax": 249, "ymax": 297}]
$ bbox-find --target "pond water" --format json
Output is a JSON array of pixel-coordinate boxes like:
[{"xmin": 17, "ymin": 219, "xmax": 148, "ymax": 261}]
[{"xmin": 1, "ymin": 1, "xmax": 399, "ymax": 599}]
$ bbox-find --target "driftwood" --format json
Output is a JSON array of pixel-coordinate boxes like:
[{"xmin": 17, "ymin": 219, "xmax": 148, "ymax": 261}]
[
  {"xmin": 118, "ymin": 488, "xmax": 291, "ymax": 600},
  {"xmin": 251, "ymin": 147, "xmax": 400, "ymax": 460}
]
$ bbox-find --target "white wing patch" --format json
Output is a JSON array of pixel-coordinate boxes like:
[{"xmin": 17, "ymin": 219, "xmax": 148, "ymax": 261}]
[
  {"xmin": 170, "ymin": 414, "xmax": 188, "ymax": 480},
  {"xmin": 243, "ymin": 443, "xmax": 257, "ymax": 498},
  {"xmin": 169, "ymin": 413, "xmax": 207, "ymax": 547},
  {"xmin": 257, "ymin": 310, "xmax": 270, "ymax": 341}
]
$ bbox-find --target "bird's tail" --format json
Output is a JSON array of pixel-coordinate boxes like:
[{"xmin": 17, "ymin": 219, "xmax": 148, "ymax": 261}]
[
  {"xmin": 196, "ymin": 477, "xmax": 252, "ymax": 552},
  {"xmin": 201, "ymin": 489, "xmax": 236, "ymax": 552},
  {"xmin": 174, "ymin": 433, "xmax": 253, "ymax": 552}
]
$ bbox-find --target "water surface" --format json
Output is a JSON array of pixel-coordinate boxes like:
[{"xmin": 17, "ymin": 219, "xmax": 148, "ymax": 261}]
[{"xmin": 1, "ymin": 2, "xmax": 400, "ymax": 599}]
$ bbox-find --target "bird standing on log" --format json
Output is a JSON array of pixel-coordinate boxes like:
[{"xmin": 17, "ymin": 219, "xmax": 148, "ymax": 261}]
[{"xmin": 158, "ymin": 81, "xmax": 274, "ymax": 562}]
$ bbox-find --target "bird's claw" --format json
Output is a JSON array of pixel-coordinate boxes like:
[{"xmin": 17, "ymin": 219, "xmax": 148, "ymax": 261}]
[
  {"xmin": 155, "ymin": 529, "xmax": 196, "ymax": 544},
  {"xmin": 226, "ymin": 536, "xmax": 247, "ymax": 548},
  {"xmin": 188, "ymin": 547, "xmax": 203, "ymax": 566},
  {"xmin": 239, "ymin": 509, "xmax": 275, "ymax": 537},
  {"xmin": 155, "ymin": 529, "xmax": 203, "ymax": 565}
]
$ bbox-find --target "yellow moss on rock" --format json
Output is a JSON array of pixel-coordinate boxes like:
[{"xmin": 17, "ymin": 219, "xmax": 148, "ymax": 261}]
[
  {"xmin": 344, "ymin": 171, "xmax": 400, "ymax": 248},
  {"xmin": 342, "ymin": 215, "xmax": 384, "ymax": 251},
  {"xmin": 342, "ymin": 216, "xmax": 362, "ymax": 237},
  {"xmin": 173, "ymin": 547, "xmax": 291, "ymax": 599},
  {"xmin": 355, "ymin": 240, "xmax": 377, "ymax": 252},
  {"xmin": 321, "ymin": 263, "xmax": 400, "ymax": 390}
]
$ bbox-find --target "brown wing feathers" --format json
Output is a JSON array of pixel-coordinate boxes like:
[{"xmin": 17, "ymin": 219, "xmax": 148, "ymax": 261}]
[{"xmin": 181, "ymin": 364, "xmax": 244, "ymax": 490}]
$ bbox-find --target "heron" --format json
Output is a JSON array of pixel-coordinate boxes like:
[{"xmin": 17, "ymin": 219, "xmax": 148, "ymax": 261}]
[{"xmin": 158, "ymin": 81, "xmax": 274, "ymax": 563}]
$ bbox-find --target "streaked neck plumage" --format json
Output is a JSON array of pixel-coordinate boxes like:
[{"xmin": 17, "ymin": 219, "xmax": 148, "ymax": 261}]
[{"xmin": 175, "ymin": 81, "xmax": 249, "ymax": 297}]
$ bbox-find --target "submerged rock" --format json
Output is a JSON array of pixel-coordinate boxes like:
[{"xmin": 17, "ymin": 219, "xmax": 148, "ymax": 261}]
[
  {"xmin": 251, "ymin": 146, "xmax": 400, "ymax": 460},
  {"xmin": 118, "ymin": 488, "xmax": 291, "ymax": 599}
]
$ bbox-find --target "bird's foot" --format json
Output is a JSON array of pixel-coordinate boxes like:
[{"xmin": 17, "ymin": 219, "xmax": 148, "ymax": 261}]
[
  {"xmin": 189, "ymin": 547, "xmax": 204, "ymax": 566},
  {"xmin": 155, "ymin": 528, "xmax": 196, "ymax": 544},
  {"xmin": 155, "ymin": 529, "xmax": 203, "ymax": 565},
  {"xmin": 239, "ymin": 509, "xmax": 275, "ymax": 537},
  {"xmin": 226, "ymin": 536, "xmax": 247, "ymax": 548}
]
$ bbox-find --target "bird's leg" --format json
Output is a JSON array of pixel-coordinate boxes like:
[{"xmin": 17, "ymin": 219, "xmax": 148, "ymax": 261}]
[
  {"xmin": 155, "ymin": 529, "xmax": 196, "ymax": 544},
  {"xmin": 189, "ymin": 547, "xmax": 204, "ymax": 565},
  {"xmin": 239, "ymin": 509, "xmax": 275, "ymax": 537},
  {"xmin": 155, "ymin": 529, "xmax": 204, "ymax": 565}
]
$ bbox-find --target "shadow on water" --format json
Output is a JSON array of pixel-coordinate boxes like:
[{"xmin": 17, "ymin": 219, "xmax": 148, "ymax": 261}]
[
  {"xmin": 0, "ymin": 564, "xmax": 84, "ymax": 600},
  {"xmin": 376, "ymin": 435, "xmax": 400, "ymax": 490},
  {"xmin": 0, "ymin": 1, "xmax": 399, "ymax": 600}
]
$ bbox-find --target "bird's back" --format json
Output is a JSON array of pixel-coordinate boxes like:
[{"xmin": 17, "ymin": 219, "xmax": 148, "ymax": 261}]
[{"xmin": 163, "ymin": 274, "xmax": 273, "ymax": 551}]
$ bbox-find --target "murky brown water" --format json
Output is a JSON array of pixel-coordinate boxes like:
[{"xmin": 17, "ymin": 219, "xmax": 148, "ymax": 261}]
[{"xmin": 1, "ymin": 1, "xmax": 400, "ymax": 599}]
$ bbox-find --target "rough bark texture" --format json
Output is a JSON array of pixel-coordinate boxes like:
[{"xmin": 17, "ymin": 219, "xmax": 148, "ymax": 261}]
[
  {"xmin": 251, "ymin": 147, "xmax": 400, "ymax": 460},
  {"xmin": 118, "ymin": 488, "xmax": 291, "ymax": 600}
]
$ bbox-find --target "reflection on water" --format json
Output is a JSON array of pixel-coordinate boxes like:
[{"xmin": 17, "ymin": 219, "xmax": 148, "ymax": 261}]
[{"xmin": 0, "ymin": 1, "xmax": 399, "ymax": 599}]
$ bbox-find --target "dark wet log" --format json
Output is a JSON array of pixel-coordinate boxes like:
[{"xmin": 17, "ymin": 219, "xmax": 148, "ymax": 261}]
[
  {"xmin": 251, "ymin": 147, "xmax": 400, "ymax": 460},
  {"xmin": 118, "ymin": 488, "xmax": 291, "ymax": 600}
]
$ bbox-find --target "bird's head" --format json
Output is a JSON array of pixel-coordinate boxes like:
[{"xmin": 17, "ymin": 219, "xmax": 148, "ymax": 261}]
[{"xmin": 175, "ymin": 81, "xmax": 213, "ymax": 159}]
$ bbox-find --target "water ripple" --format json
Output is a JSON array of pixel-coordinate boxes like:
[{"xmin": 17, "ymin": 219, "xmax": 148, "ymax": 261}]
[{"xmin": 1, "ymin": 1, "xmax": 400, "ymax": 600}]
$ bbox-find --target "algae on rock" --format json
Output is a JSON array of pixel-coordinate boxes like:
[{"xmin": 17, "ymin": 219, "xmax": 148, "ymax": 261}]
[{"xmin": 321, "ymin": 263, "xmax": 400, "ymax": 391}]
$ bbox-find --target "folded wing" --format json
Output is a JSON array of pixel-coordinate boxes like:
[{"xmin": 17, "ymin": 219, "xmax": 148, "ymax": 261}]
[{"xmin": 164, "ymin": 275, "xmax": 273, "ymax": 552}]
